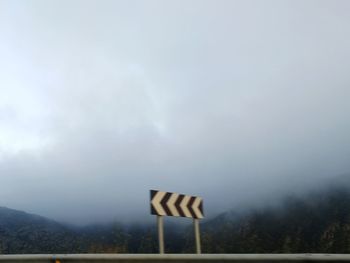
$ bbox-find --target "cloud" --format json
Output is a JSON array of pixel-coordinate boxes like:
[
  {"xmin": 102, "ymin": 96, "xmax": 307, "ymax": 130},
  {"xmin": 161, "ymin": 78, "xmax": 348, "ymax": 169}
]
[{"xmin": 0, "ymin": 0, "xmax": 349, "ymax": 224}]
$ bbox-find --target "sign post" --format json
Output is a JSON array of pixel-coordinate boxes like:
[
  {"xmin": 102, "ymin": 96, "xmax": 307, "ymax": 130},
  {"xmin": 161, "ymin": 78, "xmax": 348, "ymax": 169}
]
[
  {"xmin": 157, "ymin": 215, "xmax": 164, "ymax": 254},
  {"xmin": 194, "ymin": 218, "xmax": 201, "ymax": 254},
  {"xmin": 150, "ymin": 190, "xmax": 204, "ymax": 254}
]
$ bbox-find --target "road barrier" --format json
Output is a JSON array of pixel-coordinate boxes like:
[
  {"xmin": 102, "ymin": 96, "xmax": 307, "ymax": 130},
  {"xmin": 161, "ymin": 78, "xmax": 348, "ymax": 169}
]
[{"xmin": 0, "ymin": 254, "xmax": 350, "ymax": 263}]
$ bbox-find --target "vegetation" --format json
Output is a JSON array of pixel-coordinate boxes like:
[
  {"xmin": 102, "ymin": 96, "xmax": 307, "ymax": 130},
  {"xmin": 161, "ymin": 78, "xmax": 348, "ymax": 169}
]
[
  {"xmin": 201, "ymin": 185, "xmax": 350, "ymax": 253},
  {"xmin": 1, "ymin": 183, "xmax": 350, "ymax": 253}
]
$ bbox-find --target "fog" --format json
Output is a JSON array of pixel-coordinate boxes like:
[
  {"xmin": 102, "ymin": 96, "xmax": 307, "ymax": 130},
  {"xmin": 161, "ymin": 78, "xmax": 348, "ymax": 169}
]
[{"xmin": 0, "ymin": 0, "xmax": 349, "ymax": 224}]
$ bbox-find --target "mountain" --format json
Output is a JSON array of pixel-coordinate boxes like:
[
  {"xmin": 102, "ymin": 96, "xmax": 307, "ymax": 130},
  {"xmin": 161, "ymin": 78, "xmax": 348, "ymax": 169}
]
[
  {"xmin": 0, "ymin": 207, "xmax": 182, "ymax": 254},
  {"xmin": 200, "ymin": 181, "xmax": 350, "ymax": 253},
  {"xmin": 0, "ymin": 206, "xmax": 84, "ymax": 253},
  {"xmin": 1, "ymin": 177, "xmax": 350, "ymax": 254}
]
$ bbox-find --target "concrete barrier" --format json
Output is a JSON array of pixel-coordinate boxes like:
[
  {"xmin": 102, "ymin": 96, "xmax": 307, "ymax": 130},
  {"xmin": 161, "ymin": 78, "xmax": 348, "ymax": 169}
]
[{"xmin": 0, "ymin": 254, "xmax": 350, "ymax": 263}]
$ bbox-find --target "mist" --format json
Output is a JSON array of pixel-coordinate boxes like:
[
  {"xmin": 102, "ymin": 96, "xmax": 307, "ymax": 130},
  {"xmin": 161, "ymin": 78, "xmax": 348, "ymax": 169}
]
[{"xmin": 0, "ymin": 0, "xmax": 350, "ymax": 224}]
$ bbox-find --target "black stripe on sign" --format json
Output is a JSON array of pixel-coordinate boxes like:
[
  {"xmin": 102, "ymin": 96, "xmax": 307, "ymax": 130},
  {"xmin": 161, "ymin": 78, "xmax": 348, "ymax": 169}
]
[
  {"xmin": 150, "ymin": 190, "xmax": 158, "ymax": 215},
  {"xmin": 161, "ymin": 192, "xmax": 172, "ymax": 216},
  {"xmin": 187, "ymin": 196, "xmax": 197, "ymax": 218},
  {"xmin": 175, "ymin": 194, "xmax": 185, "ymax": 217},
  {"xmin": 199, "ymin": 200, "xmax": 204, "ymax": 216},
  {"xmin": 150, "ymin": 190, "xmax": 158, "ymax": 200}
]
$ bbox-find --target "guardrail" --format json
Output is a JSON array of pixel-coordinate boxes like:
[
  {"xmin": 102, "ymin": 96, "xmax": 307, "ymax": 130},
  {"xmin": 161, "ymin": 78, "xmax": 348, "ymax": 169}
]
[{"xmin": 0, "ymin": 254, "xmax": 350, "ymax": 263}]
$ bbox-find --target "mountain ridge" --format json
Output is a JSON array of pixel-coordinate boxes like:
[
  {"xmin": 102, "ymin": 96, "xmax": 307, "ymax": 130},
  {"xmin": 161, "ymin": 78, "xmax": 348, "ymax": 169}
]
[{"xmin": 1, "ymin": 176, "xmax": 350, "ymax": 253}]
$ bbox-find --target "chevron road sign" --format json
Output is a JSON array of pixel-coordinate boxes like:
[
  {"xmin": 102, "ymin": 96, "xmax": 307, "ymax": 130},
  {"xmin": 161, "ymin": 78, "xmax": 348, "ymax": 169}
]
[
  {"xmin": 150, "ymin": 189, "xmax": 204, "ymax": 254},
  {"xmin": 150, "ymin": 190, "xmax": 204, "ymax": 219}
]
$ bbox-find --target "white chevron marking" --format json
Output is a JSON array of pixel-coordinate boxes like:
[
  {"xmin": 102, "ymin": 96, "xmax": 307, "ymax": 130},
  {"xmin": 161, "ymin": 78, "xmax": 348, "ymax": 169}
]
[
  {"xmin": 151, "ymin": 191, "xmax": 166, "ymax": 215},
  {"xmin": 180, "ymin": 195, "xmax": 191, "ymax": 218},
  {"xmin": 193, "ymin": 197, "xmax": 204, "ymax": 219},
  {"xmin": 167, "ymin": 193, "xmax": 180, "ymax": 217}
]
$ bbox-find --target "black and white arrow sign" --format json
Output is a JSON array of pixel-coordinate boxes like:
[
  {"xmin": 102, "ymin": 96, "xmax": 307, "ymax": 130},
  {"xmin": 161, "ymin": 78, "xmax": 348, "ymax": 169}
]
[{"xmin": 150, "ymin": 190, "xmax": 204, "ymax": 219}]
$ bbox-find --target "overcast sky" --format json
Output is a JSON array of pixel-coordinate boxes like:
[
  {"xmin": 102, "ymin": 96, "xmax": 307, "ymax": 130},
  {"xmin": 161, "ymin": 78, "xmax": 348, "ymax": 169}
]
[{"xmin": 0, "ymin": 0, "xmax": 350, "ymax": 224}]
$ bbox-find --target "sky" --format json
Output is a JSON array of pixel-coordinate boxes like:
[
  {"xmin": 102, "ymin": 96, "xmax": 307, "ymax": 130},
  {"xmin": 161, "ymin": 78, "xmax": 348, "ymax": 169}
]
[{"xmin": 0, "ymin": 0, "xmax": 350, "ymax": 224}]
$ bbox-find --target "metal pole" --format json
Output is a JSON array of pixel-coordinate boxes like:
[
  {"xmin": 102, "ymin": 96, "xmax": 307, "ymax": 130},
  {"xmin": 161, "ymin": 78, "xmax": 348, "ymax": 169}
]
[
  {"xmin": 157, "ymin": 215, "xmax": 164, "ymax": 254},
  {"xmin": 194, "ymin": 218, "xmax": 201, "ymax": 254}
]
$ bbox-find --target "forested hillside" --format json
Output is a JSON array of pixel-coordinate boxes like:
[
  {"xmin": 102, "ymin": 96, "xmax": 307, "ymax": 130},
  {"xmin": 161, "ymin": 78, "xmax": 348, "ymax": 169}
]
[
  {"xmin": 0, "ymin": 207, "xmax": 83, "ymax": 253},
  {"xmin": 201, "ymin": 185, "xmax": 350, "ymax": 253},
  {"xmin": 1, "ymin": 181, "xmax": 350, "ymax": 253}
]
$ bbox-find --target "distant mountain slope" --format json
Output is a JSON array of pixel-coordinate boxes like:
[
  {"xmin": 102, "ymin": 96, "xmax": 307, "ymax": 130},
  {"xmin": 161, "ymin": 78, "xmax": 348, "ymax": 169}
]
[
  {"xmin": 0, "ymin": 207, "xmax": 84, "ymax": 253},
  {"xmin": 2, "ymin": 176, "xmax": 350, "ymax": 254},
  {"xmin": 200, "ymin": 182, "xmax": 350, "ymax": 253}
]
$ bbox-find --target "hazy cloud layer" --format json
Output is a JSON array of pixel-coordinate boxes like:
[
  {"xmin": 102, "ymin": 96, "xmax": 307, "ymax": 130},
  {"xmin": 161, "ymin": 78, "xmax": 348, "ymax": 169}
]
[{"xmin": 0, "ymin": 0, "xmax": 350, "ymax": 224}]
